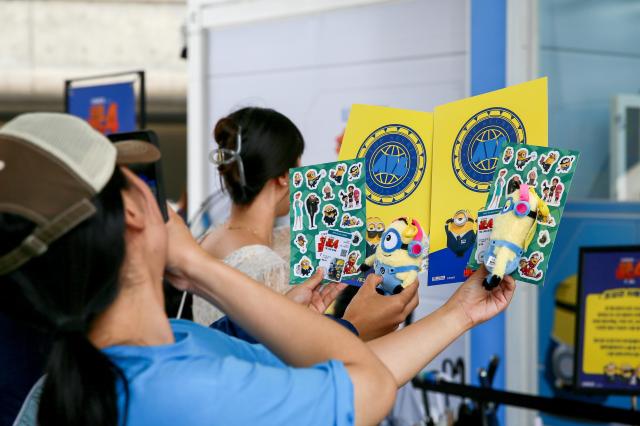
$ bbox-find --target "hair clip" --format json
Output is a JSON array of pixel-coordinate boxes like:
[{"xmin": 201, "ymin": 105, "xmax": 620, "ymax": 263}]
[{"xmin": 209, "ymin": 126, "xmax": 247, "ymax": 187}]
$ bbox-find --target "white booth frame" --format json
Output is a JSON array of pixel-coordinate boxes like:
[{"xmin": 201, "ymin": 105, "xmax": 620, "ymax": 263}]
[{"xmin": 505, "ymin": 0, "xmax": 540, "ymax": 424}]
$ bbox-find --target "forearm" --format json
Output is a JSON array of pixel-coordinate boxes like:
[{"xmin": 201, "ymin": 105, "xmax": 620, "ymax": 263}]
[
  {"xmin": 187, "ymin": 250, "xmax": 363, "ymax": 364},
  {"xmin": 367, "ymin": 301, "xmax": 471, "ymax": 386},
  {"xmin": 183, "ymin": 250, "xmax": 396, "ymax": 423}
]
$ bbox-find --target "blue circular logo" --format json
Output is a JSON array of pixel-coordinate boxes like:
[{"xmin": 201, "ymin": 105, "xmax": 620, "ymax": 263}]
[
  {"xmin": 356, "ymin": 124, "xmax": 426, "ymax": 205},
  {"xmin": 452, "ymin": 107, "xmax": 526, "ymax": 192}
]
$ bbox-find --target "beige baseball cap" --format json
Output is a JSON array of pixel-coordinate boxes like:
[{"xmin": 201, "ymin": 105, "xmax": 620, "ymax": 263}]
[{"xmin": 0, "ymin": 112, "xmax": 161, "ymax": 275}]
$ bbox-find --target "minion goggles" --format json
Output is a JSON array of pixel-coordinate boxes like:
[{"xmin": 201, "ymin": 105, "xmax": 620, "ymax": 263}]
[
  {"xmin": 380, "ymin": 220, "xmax": 424, "ymax": 258},
  {"xmin": 500, "ymin": 184, "xmax": 537, "ymax": 220}
]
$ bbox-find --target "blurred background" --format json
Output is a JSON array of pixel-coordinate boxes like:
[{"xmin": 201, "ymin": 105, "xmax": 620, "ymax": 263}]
[{"xmin": 1, "ymin": 1, "xmax": 639, "ymax": 425}]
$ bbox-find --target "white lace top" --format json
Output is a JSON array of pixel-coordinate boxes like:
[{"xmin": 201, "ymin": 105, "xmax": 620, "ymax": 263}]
[{"xmin": 192, "ymin": 227, "xmax": 291, "ymax": 326}]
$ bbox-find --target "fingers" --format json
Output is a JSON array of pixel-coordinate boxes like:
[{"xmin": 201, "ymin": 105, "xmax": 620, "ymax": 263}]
[
  {"xmin": 309, "ymin": 291, "xmax": 326, "ymax": 313},
  {"xmin": 396, "ymin": 280, "xmax": 419, "ymax": 303},
  {"xmin": 300, "ymin": 267, "xmax": 324, "ymax": 290},
  {"xmin": 389, "ymin": 282, "xmax": 419, "ymax": 319},
  {"xmin": 498, "ymin": 275, "xmax": 516, "ymax": 297},
  {"xmin": 402, "ymin": 284, "xmax": 420, "ymax": 316},
  {"xmin": 321, "ymin": 283, "xmax": 346, "ymax": 307},
  {"xmin": 361, "ymin": 273, "xmax": 382, "ymax": 293},
  {"xmin": 468, "ymin": 265, "xmax": 487, "ymax": 281}
]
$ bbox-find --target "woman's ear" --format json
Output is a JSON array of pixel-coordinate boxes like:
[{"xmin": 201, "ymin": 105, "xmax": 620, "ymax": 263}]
[
  {"xmin": 277, "ymin": 171, "xmax": 289, "ymax": 188},
  {"xmin": 121, "ymin": 188, "xmax": 146, "ymax": 231},
  {"xmin": 119, "ymin": 169, "xmax": 147, "ymax": 231}
]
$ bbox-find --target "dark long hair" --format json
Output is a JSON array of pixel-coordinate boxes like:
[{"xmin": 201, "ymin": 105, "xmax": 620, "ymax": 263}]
[
  {"xmin": 0, "ymin": 168, "xmax": 129, "ymax": 426},
  {"xmin": 215, "ymin": 107, "xmax": 305, "ymax": 205}
]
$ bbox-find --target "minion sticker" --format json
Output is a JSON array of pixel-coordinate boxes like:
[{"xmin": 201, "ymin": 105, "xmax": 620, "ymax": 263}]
[
  {"xmin": 518, "ymin": 251, "xmax": 544, "ymax": 280},
  {"xmin": 503, "ymin": 146, "xmax": 514, "ymax": 164},
  {"xmin": 538, "ymin": 151, "xmax": 559, "ymax": 174},
  {"xmin": 515, "ymin": 148, "xmax": 537, "ymax": 171},
  {"xmin": 445, "ymin": 210, "xmax": 477, "ymax": 257},
  {"xmin": 322, "ymin": 183, "xmax": 334, "ymax": 200},
  {"xmin": 305, "ymin": 169, "xmax": 326, "ymax": 189},
  {"xmin": 295, "ymin": 233, "xmax": 308, "ymax": 254},
  {"xmin": 295, "ymin": 256, "xmax": 315, "ymax": 278},
  {"xmin": 293, "ymin": 172, "xmax": 303, "ymax": 188},
  {"xmin": 322, "ymin": 204, "xmax": 338, "ymax": 227},
  {"xmin": 343, "ymin": 252, "xmax": 360, "ymax": 275},
  {"xmin": 341, "ymin": 213, "xmax": 363, "ymax": 228},
  {"xmin": 537, "ymin": 229, "xmax": 551, "ymax": 247},
  {"xmin": 328, "ymin": 163, "xmax": 347, "ymax": 185},
  {"xmin": 366, "ymin": 217, "xmax": 385, "ymax": 257},
  {"xmin": 347, "ymin": 163, "xmax": 362, "ymax": 181},
  {"xmin": 351, "ymin": 231, "xmax": 363, "ymax": 245},
  {"xmin": 556, "ymin": 155, "xmax": 575, "ymax": 174}
]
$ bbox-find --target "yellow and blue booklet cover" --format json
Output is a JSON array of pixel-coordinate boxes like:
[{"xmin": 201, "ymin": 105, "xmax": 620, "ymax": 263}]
[
  {"xmin": 428, "ymin": 78, "xmax": 549, "ymax": 285},
  {"xmin": 338, "ymin": 104, "xmax": 433, "ymax": 282}
]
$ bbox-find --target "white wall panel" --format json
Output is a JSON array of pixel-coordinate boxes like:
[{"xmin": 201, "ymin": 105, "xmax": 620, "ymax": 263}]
[
  {"xmin": 207, "ymin": 55, "xmax": 466, "ymax": 167},
  {"xmin": 207, "ymin": 0, "xmax": 466, "ymax": 75}
]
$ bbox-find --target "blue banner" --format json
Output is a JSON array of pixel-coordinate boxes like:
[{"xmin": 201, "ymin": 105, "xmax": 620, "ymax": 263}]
[{"xmin": 67, "ymin": 82, "xmax": 136, "ymax": 135}]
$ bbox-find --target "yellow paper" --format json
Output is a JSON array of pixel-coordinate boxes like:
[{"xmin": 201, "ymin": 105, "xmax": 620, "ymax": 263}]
[
  {"xmin": 339, "ymin": 104, "xmax": 433, "ymax": 260},
  {"xmin": 583, "ymin": 289, "xmax": 640, "ymax": 374},
  {"xmin": 429, "ymin": 78, "xmax": 548, "ymax": 284}
]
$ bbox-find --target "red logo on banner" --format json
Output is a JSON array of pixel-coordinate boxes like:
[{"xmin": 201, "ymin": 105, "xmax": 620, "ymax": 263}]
[
  {"xmin": 88, "ymin": 102, "xmax": 120, "ymax": 134},
  {"xmin": 615, "ymin": 258, "xmax": 640, "ymax": 281}
]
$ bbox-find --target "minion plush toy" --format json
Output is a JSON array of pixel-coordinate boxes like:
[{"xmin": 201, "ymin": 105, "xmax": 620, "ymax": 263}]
[
  {"xmin": 445, "ymin": 210, "xmax": 477, "ymax": 257},
  {"xmin": 482, "ymin": 184, "xmax": 550, "ymax": 289},
  {"xmin": 364, "ymin": 217, "xmax": 425, "ymax": 294}
]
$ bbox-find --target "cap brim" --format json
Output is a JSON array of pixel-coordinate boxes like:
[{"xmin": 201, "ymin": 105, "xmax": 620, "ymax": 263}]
[{"xmin": 114, "ymin": 140, "xmax": 161, "ymax": 165}]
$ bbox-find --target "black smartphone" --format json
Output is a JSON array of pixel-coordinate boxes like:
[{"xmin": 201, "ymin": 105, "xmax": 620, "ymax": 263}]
[{"xmin": 107, "ymin": 130, "xmax": 169, "ymax": 222}]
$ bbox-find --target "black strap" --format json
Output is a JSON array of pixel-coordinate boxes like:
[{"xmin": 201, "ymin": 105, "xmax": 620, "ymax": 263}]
[{"xmin": 412, "ymin": 379, "xmax": 640, "ymax": 425}]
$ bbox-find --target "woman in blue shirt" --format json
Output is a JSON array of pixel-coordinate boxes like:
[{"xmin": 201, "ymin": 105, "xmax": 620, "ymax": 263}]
[{"xmin": 0, "ymin": 113, "xmax": 515, "ymax": 426}]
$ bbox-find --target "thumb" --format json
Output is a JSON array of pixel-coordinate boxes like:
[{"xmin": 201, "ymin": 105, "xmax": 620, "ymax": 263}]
[
  {"xmin": 361, "ymin": 273, "xmax": 382, "ymax": 293},
  {"xmin": 301, "ymin": 267, "xmax": 324, "ymax": 290}
]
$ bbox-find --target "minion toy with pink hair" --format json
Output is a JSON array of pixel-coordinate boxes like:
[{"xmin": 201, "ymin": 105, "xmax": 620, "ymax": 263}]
[
  {"xmin": 483, "ymin": 184, "xmax": 550, "ymax": 290},
  {"xmin": 363, "ymin": 217, "xmax": 426, "ymax": 294}
]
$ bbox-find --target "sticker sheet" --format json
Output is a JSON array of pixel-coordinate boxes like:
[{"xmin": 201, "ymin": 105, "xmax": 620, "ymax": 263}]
[
  {"xmin": 428, "ymin": 77, "xmax": 549, "ymax": 285},
  {"xmin": 338, "ymin": 104, "xmax": 433, "ymax": 284},
  {"xmin": 290, "ymin": 159, "xmax": 366, "ymax": 285},
  {"xmin": 467, "ymin": 145, "xmax": 580, "ymax": 285}
]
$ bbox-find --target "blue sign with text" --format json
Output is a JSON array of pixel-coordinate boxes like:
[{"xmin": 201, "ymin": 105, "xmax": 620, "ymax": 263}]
[{"xmin": 67, "ymin": 82, "xmax": 136, "ymax": 135}]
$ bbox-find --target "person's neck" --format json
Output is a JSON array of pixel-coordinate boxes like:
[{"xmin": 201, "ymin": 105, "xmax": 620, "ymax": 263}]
[
  {"xmin": 228, "ymin": 193, "xmax": 277, "ymax": 246},
  {"xmin": 89, "ymin": 251, "xmax": 174, "ymax": 349}
]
